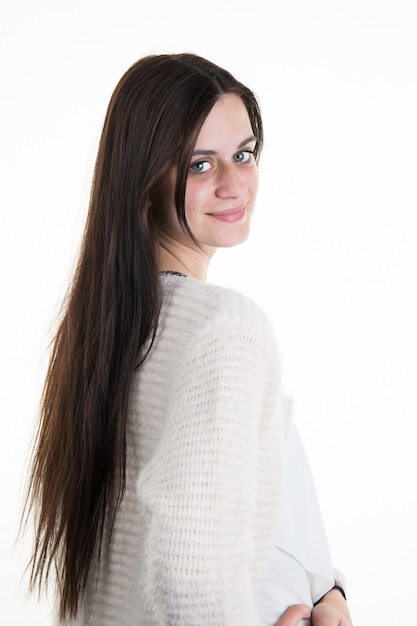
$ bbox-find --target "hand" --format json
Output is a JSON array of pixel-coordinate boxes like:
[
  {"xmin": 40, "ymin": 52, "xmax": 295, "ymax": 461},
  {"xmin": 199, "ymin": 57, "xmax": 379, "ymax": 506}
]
[
  {"xmin": 311, "ymin": 588, "xmax": 353, "ymax": 626},
  {"xmin": 311, "ymin": 602, "xmax": 351, "ymax": 625},
  {"xmin": 274, "ymin": 604, "xmax": 311, "ymax": 625}
]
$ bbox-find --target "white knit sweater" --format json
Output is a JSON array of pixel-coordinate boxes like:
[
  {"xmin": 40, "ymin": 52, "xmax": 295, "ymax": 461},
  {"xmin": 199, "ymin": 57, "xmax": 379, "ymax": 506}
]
[{"xmin": 68, "ymin": 273, "xmax": 293, "ymax": 625}]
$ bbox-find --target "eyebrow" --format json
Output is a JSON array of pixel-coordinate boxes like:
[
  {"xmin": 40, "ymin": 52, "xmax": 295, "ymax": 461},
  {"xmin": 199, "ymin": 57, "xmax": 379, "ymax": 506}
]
[{"xmin": 192, "ymin": 135, "xmax": 257, "ymax": 157}]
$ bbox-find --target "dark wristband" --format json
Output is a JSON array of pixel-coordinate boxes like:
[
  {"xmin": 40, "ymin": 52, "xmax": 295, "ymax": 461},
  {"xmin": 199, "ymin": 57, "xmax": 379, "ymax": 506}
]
[
  {"xmin": 333, "ymin": 584, "xmax": 347, "ymax": 600},
  {"xmin": 313, "ymin": 583, "xmax": 347, "ymax": 606}
]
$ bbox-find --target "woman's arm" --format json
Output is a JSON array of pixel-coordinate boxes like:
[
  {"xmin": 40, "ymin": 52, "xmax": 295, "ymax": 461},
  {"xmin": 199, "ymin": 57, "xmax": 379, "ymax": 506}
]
[{"xmin": 139, "ymin": 309, "xmax": 288, "ymax": 624}]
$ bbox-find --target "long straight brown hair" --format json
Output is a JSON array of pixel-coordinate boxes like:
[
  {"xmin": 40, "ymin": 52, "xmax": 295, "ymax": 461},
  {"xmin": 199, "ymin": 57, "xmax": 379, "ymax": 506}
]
[{"xmin": 23, "ymin": 52, "xmax": 263, "ymax": 620}]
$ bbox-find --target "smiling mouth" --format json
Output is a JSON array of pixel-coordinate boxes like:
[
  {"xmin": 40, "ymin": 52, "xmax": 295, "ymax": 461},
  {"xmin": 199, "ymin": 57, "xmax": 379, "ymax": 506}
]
[{"xmin": 208, "ymin": 206, "xmax": 246, "ymax": 223}]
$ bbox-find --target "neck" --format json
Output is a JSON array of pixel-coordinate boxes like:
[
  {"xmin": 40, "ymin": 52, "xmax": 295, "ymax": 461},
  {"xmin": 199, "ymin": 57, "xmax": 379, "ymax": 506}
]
[{"xmin": 157, "ymin": 241, "xmax": 215, "ymax": 282}]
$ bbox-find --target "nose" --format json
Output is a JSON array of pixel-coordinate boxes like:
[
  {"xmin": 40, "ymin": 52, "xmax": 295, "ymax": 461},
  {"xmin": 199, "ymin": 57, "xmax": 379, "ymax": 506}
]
[{"xmin": 215, "ymin": 163, "xmax": 247, "ymax": 199}]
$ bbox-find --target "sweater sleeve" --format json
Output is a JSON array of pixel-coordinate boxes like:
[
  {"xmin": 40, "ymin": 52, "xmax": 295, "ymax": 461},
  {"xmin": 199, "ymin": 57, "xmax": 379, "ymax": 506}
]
[{"xmin": 137, "ymin": 311, "xmax": 286, "ymax": 625}]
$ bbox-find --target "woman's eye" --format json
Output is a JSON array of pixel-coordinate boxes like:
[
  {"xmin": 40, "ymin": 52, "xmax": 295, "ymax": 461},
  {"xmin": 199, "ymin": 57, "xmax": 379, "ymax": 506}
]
[
  {"xmin": 190, "ymin": 160, "xmax": 211, "ymax": 173},
  {"xmin": 234, "ymin": 150, "xmax": 254, "ymax": 163}
]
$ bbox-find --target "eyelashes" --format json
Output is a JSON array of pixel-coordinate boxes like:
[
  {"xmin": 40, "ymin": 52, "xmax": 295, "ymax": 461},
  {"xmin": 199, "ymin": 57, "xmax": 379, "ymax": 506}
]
[{"xmin": 190, "ymin": 149, "xmax": 255, "ymax": 174}]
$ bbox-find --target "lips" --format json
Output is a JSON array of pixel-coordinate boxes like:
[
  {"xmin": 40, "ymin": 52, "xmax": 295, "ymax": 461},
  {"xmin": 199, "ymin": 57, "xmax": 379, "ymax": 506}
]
[{"xmin": 208, "ymin": 205, "xmax": 246, "ymax": 223}]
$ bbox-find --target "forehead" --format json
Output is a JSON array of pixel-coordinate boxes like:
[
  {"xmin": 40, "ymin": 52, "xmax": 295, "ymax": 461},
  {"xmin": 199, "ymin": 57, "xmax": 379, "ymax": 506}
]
[{"xmin": 194, "ymin": 94, "xmax": 253, "ymax": 149}]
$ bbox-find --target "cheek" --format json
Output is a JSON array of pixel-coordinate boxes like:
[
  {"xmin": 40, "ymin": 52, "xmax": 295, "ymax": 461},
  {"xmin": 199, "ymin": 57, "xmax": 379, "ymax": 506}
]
[
  {"xmin": 184, "ymin": 183, "xmax": 207, "ymax": 216},
  {"xmin": 248, "ymin": 167, "xmax": 259, "ymax": 196}
]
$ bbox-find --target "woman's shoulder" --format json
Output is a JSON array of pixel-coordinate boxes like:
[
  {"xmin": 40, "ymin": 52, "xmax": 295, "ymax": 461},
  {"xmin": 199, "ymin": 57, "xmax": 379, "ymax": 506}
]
[{"xmin": 160, "ymin": 273, "xmax": 276, "ymax": 345}]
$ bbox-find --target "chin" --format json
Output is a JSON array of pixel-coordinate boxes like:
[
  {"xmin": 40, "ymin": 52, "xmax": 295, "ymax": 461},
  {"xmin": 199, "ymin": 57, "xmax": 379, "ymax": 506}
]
[{"xmin": 218, "ymin": 228, "xmax": 251, "ymax": 249}]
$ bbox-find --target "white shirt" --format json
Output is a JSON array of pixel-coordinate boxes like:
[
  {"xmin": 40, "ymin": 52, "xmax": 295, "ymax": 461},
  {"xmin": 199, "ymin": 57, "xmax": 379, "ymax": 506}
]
[{"xmin": 258, "ymin": 423, "xmax": 334, "ymax": 625}]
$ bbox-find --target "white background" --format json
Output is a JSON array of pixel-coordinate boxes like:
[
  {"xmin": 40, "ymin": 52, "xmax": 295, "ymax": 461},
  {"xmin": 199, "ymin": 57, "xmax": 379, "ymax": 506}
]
[{"xmin": 1, "ymin": 1, "xmax": 416, "ymax": 625}]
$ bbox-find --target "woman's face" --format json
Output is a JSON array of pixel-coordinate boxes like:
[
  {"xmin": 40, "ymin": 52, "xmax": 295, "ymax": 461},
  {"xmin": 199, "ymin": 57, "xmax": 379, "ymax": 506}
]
[{"xmin": 158, "ymin": 94, "xmax": 259, "ymax": 254}]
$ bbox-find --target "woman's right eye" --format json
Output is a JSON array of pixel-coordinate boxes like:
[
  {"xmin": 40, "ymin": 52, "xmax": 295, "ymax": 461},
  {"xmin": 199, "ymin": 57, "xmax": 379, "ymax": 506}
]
[{"xmin": 190, "ymin": 160, "xmax": 211, "ymax": 173}]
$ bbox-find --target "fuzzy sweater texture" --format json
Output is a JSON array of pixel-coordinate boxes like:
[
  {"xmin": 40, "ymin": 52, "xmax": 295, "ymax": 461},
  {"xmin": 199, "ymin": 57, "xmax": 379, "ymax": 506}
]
[{"xmin": 66, "ymin": 274, "xmax": 293, "ymax": 625}]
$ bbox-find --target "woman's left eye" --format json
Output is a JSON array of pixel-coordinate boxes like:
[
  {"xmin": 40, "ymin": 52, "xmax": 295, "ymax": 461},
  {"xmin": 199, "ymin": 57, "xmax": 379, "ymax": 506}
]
[{"xmin": 233, "ymin": 150, "xmax": 254, "ymax": 163}]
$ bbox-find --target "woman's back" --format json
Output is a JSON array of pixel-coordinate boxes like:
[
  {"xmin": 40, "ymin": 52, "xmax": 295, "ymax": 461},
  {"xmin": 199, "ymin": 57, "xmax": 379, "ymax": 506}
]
[{"xmin": 72, "ymin": 273, "xmax": 291, "ymax": 625}]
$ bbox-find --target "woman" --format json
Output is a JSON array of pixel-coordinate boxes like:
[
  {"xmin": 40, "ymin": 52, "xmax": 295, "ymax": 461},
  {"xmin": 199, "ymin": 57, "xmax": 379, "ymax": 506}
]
[{"xmin": 24, "ymin": 53, "xmax": 352, "ymax": 625}]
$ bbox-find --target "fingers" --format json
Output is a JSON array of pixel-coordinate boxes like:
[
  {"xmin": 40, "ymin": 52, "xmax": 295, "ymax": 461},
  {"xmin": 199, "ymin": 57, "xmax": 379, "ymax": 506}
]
[
  {"xmin": 311, "ymin": 602, "xmax": 346, "ymax": 625},
  {"xmin": 274, "ymin": 603, "xmax": 312, "ymax": 625}
]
